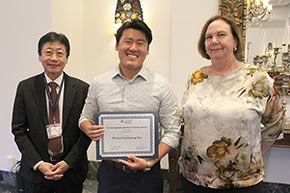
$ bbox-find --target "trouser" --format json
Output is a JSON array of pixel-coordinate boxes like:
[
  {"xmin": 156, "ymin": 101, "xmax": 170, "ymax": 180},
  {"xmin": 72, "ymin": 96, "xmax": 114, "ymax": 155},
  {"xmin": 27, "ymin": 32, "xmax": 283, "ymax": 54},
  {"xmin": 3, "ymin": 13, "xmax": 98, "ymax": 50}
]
[{"xmin": 97, "ymin": 160, "xmax": 163, "ymax": 193}]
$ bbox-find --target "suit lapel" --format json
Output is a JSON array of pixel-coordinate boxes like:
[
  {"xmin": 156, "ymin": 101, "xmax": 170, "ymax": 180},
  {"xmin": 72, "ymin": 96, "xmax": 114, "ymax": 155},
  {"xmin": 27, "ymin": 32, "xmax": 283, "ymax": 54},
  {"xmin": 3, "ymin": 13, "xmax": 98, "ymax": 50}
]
[
  {"xmin": 33, "ymin": 73, "xmax": 48, "ymax": 125},
  {"xmin": 62, "ymin": 73, "xmax": 76, "ymax": 130}
]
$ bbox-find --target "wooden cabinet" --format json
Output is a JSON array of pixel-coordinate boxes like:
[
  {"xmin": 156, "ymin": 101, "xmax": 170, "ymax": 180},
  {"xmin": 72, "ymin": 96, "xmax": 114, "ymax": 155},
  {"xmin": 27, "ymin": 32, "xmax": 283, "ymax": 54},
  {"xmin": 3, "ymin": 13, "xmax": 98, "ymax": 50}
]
[
  {"xmin": 168, "ymin": 125, "xmax": 184, "ymax": 193},
  {"xmin": 273, "ymin": 131, "xmax": 290, "ymax": 148}
]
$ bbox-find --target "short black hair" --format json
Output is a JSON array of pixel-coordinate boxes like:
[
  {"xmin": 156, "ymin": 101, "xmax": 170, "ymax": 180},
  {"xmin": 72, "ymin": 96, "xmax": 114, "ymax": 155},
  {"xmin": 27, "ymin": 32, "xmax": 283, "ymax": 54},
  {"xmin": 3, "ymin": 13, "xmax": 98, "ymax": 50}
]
[
  {"xmin": 115, "ymin": 19, "xmax": 153, "ymax": 48},
  {"xmin": 38, "ymin": 31, "xmax": 70, "ymax": 58}
]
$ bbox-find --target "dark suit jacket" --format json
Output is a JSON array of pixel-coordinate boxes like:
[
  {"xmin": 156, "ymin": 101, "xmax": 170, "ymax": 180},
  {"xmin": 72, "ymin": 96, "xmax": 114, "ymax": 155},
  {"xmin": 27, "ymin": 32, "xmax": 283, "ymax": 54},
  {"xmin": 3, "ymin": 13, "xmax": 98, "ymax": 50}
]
[{"xmin": 12, "ymin": 72, "xmax": 92, "ymax": 185}]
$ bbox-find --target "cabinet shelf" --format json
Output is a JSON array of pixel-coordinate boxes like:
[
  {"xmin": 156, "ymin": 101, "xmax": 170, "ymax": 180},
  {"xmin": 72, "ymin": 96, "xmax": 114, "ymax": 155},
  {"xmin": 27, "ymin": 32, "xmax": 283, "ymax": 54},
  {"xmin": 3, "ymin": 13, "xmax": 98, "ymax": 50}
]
[{"xmin": 272, "ymin": 132, "xmax": 290, "ymax": 148}]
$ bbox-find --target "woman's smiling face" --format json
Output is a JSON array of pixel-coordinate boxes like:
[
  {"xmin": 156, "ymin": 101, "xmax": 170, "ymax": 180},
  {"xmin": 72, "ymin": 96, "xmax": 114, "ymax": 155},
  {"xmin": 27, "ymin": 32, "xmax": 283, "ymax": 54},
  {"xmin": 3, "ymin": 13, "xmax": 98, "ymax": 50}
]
[{"xmin": 204, "ymin": 19, "xmax": 237, "ymax": 60}]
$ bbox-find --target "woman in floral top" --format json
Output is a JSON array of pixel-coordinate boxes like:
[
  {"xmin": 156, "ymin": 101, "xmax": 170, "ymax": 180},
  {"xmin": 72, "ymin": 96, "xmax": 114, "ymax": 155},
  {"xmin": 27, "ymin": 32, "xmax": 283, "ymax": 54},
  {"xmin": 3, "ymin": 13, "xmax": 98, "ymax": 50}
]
[{"xmin": 179, "ymin": 15, "xmax": 285, "ymax": 193}]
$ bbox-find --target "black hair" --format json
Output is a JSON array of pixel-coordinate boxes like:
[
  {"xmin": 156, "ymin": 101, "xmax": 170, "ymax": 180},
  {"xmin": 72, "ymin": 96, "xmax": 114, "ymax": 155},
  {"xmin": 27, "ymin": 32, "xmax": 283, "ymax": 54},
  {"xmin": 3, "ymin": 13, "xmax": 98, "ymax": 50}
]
[
  {"xmin": 38, "ymin": 31, "xmax": 70, "ymax": 58},
  {"xmin": 115, "ymin": 19, "xmax": 152, "ymax": 48}
]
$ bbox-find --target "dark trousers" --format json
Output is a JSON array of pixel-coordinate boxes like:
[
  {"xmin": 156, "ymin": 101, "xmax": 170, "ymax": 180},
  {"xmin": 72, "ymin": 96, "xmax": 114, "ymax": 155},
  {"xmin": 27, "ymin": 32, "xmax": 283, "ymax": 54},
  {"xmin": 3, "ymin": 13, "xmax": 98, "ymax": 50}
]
[
  {"xmin": 20, "ymin": 173, "xmax": 83, "ymax": 193},
  {"xmin": 97, "ymin": 160, "xmax": 163, "ymax": 193},
  {"xmin": 181, "ymin": 174, "xmax": 263, "ymax": 193}
]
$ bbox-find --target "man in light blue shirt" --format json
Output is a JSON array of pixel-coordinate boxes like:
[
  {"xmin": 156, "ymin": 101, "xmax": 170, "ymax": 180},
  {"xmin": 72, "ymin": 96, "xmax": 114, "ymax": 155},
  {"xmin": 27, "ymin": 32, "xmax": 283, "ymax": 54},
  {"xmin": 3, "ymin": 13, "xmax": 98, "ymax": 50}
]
[{"xmin": 79, "ymin": 19, "xmax": 180, "ymax": 193}]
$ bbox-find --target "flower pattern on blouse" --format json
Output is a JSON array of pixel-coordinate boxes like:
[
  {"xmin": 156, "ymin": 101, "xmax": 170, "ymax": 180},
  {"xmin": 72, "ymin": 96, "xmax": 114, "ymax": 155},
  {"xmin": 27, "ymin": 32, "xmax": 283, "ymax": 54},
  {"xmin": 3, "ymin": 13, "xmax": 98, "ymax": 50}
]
[
  {"xmin": 180, "ymin": 64, "xmax": 285, "ymax": 189},
  {"xmin": 189, "ymin": 69, "xmax": 208, "ymax": 87}
]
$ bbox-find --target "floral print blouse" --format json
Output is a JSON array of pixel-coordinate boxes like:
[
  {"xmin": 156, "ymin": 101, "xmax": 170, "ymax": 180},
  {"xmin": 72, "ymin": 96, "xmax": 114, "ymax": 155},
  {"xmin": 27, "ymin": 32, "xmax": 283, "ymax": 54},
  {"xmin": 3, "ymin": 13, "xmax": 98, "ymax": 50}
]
[{"xmin": 180, "ymin": 64, "xmax": 285, "ymax": 189}]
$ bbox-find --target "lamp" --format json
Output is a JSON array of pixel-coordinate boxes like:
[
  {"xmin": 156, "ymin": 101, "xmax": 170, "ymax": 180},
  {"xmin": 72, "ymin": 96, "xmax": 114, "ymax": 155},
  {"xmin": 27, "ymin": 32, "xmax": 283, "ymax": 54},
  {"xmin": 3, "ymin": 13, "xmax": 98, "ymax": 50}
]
[
  {"xmin": 113, "ymin": 0, "xmax": 144, "ymax": 34},
  {"xmin": 246, "ymin": 0, "xmax": 272, "ymax": 25}
]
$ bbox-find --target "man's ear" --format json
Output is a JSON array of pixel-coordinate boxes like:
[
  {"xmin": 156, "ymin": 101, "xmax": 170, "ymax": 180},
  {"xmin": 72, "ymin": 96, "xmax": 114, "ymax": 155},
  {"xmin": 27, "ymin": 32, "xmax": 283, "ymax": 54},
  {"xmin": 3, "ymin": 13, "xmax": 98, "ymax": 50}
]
[{"xmin": 115, "ymin": 43, "xmax": 118, "ymax": 51}]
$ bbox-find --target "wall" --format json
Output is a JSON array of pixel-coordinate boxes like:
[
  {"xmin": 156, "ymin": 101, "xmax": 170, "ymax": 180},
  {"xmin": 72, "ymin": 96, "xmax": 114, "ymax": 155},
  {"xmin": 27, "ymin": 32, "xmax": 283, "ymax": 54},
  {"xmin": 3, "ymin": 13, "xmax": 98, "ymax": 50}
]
[
  {"xmin": 245, "ymin": 7, "xmax": 290, "ymax": 184},
  {"xmin": 50, "ymin": 0, "xmax": 176, "ymax": 169},
  {"xmin": 50, "ymin": 0, "xmax": 219, "ymax": 169},
  {"xmin": 1, "ymin": 0, "xmax": 290, "ymax": 185},
  {"xmin": 0, "ymin": 0, "xmax": 52, "ymax": 171},
  {"xmin": 246, "ymin": 6, "xmax": 290, "ymax": 66},
  {"xmin": 171, "ymin": 1, "xmax": 219, "ymax": 104},
  {"xmin": 263, "ymin": 146, "xmax": 290, "ymax": 184}
]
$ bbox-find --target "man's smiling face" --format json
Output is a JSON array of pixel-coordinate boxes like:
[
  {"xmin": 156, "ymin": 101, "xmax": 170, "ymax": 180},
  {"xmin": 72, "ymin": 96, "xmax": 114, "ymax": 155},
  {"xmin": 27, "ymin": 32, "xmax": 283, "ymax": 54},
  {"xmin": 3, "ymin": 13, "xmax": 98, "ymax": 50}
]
[
  {"xmin": 116, "ymin": 28, "xmax": 149, "ymax": 78},
  {"xmin": 39, "ymin": 41, "xmax": 68, "ymax": 80}
]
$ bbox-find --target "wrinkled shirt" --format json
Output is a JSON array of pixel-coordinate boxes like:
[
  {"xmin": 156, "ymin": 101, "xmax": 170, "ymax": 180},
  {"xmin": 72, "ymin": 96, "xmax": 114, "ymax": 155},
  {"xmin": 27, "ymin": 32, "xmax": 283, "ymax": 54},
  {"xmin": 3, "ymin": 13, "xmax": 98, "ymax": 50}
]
[
  {"xmin": 180, "ymin": 64, "xmax": 285, "ymax": 189},
  {"xmin": 79, "ymin": 65, "xmax": 181, "ymax": 148}
]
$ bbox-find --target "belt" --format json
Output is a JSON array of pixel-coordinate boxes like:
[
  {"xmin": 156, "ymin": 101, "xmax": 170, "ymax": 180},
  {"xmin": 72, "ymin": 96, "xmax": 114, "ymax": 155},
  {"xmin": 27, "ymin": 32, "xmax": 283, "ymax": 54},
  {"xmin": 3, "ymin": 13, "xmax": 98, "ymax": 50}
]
[
  {"xmin": 105, "ymin": 160, "xmax": 141, "ymax": 173},
  {"xmin": 50, "ymin": 153, "xmax": 63, "ymax": 163}
]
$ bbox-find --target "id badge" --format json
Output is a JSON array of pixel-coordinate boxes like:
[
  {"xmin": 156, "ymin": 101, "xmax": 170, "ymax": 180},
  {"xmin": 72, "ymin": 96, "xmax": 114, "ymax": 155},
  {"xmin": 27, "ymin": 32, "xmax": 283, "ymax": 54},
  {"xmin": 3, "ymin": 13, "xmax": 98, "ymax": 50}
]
[{"xmin": 46, "ymin": 123, "xmax": 62, "ymax": 139}]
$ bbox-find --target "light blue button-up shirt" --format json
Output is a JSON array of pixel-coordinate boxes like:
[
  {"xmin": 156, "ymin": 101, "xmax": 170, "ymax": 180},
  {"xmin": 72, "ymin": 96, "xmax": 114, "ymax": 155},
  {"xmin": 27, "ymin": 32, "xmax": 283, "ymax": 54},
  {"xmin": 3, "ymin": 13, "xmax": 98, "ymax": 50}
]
[{"xmin": 79, "ymin": 65, "xmax": 181, "ymax": 148}]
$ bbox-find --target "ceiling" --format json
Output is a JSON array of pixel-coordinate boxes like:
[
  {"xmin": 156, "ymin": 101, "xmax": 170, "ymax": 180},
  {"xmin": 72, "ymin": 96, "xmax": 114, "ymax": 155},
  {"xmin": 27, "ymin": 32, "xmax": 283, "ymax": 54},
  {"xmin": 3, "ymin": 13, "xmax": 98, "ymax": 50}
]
[
  {"xmin": 248, "ymin": 0, "xmax": 289, "ymax": 28},
  {"xmin": 270, "ymin": 0, "xmax": 290, "ymax": 7}
]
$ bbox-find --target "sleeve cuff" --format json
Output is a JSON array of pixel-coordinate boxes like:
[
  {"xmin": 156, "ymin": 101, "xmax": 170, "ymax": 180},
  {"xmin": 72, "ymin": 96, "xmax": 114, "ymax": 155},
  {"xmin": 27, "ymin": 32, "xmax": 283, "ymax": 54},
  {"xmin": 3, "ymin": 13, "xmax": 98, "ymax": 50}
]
[{"xmin": 33, "ymin": 160, "xmax": 44, "ymax": 171}]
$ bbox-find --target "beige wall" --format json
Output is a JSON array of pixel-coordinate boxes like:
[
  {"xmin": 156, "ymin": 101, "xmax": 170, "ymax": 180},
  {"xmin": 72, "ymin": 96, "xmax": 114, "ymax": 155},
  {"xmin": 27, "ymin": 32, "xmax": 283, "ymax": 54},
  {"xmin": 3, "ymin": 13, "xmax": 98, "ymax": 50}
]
[
  {"xmin": 1, "ymin": 0, "xmax": 290, "ymax": 185},
  {"xmin": 0, "ymin": 0, "xmax": 52, "ymax": 171},
  {"xmin": 50, "ymin": 0, "xmax": 219, "ymax": 169}
]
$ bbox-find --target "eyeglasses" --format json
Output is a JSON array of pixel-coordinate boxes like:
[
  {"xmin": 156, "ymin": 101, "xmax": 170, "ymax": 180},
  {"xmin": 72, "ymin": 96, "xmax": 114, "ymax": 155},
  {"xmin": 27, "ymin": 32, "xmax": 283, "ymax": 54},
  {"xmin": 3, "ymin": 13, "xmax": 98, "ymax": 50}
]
[{"xmin": 42, "ymin": 49, "xmax": 66, "ymax": 58}]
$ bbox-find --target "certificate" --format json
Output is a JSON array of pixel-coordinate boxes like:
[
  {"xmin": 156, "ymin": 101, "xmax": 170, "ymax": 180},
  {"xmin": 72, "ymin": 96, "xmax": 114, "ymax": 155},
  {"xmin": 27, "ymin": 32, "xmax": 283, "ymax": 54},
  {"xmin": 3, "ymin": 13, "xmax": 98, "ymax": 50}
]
[{"xmin": 95, "ymin": 111, "xmax": 158, "ymax": 160}]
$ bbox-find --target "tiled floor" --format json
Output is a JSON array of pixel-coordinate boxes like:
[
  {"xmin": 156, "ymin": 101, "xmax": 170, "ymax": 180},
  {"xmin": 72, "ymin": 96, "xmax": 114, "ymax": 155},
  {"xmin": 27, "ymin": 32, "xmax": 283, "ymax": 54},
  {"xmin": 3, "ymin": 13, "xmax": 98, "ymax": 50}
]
[
  {"xmin": 0, "ymin": 161, "xmax": 175, "ymax": 193},
  {"xmin": 82, "ymin": 161, "xmax": 178, "ymax": 192},
  {"xmin": 1, "ymin": 178, "xmax": 290, "ymax": 193},
  {"xmin": 1, "ymin": 161, "xmax": 290, "ymax": 193},
  {"xmin": 0, "ymin": 171, "xmax": 175, "ymax": 193}
]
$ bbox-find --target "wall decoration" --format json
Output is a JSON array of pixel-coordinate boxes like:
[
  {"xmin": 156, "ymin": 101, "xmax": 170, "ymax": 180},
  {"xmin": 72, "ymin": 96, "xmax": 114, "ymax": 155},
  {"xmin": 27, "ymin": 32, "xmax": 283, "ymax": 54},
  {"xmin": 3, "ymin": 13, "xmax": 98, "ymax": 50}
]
[
  {"xmin": 114, "ymin": 0, "xmax": 143, "ymax": 33},
  {"xmin": 219, "ymin": 0, "xmax": 247, "ymax": 62}
]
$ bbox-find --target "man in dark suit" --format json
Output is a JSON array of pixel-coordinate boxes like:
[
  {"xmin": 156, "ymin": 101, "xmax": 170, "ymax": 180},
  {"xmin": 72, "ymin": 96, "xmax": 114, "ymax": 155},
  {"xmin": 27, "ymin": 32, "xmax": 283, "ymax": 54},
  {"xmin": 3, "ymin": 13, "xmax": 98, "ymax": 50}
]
[{"xmin": 12, "ymin": 31, "xmax": 91, "ymax": 193}]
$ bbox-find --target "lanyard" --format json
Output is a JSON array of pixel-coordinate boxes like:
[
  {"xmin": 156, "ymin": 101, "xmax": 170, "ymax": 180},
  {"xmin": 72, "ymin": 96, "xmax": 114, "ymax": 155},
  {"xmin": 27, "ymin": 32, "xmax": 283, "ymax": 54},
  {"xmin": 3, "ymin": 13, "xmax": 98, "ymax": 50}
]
[{"xmin": 44, "ymin": 75, "xmax": 64, "ymax": 119}]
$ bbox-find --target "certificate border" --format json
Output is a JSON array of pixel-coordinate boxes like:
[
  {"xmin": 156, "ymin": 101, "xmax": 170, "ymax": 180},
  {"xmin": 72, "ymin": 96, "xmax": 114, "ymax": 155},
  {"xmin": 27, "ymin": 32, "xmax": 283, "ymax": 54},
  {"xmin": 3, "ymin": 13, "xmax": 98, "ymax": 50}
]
[{"xmin": 95, "ymin": 111, "xmax": 159, "ymax": 160}]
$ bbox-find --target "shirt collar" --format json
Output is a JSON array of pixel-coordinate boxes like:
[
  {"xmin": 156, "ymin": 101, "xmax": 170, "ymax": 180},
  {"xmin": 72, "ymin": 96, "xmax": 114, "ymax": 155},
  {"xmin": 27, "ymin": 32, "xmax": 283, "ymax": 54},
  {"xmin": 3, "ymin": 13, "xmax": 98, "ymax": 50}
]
[
  {"xmin": 44, "ymin": 72, "xmax": 64, "ymax": 86},
  {"xmin": 112, "ymin": 65, "xmax": 147, "ymax": 81}
]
